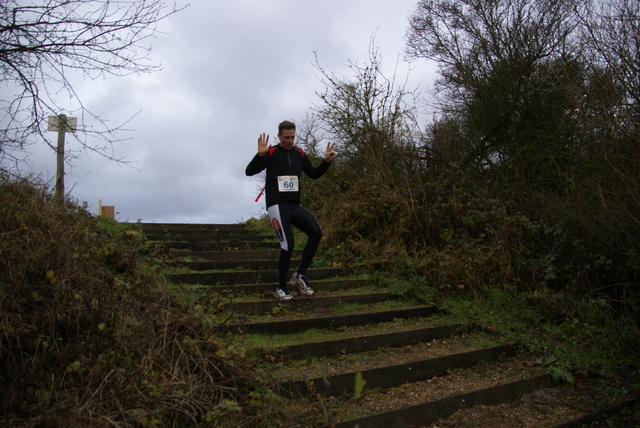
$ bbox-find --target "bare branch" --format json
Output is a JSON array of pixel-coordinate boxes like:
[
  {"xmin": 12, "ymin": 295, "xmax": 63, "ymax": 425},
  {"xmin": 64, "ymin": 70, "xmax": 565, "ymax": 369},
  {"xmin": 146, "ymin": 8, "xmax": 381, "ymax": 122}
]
[{"xmin": 0, "ymin": 0, "xmax": 184, "ymax": 173}]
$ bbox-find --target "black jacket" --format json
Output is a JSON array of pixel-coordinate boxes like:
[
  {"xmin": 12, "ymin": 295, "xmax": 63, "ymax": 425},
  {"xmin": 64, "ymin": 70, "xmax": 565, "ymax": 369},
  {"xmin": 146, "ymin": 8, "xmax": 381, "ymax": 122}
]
[{"xmin": 245, "ymin": 144, "xmax": 330, "ymax": 207}]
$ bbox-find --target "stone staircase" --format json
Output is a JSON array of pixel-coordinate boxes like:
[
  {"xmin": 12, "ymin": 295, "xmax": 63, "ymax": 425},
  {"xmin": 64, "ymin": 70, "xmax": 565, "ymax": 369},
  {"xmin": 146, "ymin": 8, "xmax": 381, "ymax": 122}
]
[{"xmin": 141, "ymin": 222, "xmax": 638, "ymax": 427}]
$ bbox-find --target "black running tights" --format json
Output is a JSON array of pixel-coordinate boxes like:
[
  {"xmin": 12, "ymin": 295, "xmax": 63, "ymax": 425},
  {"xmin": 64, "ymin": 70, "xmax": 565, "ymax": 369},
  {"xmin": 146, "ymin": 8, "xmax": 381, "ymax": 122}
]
[{"xmin": 267, "ymin": 203, "xmax": 323, "ymax": 288}]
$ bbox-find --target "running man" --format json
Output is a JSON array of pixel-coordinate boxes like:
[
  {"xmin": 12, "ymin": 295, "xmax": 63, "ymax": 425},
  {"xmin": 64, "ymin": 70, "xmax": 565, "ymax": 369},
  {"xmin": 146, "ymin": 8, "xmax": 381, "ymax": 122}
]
[{"xmin": 245, "ymin": 120, "xmax": 336, "ymax": 300}]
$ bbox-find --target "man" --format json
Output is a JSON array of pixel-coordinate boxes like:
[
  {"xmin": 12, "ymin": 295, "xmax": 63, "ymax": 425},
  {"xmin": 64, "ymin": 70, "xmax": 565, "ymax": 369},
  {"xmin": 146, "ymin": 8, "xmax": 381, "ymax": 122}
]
[{"xmin": 245, "ymin": 120, "xmax": 336, "ymax": 300}]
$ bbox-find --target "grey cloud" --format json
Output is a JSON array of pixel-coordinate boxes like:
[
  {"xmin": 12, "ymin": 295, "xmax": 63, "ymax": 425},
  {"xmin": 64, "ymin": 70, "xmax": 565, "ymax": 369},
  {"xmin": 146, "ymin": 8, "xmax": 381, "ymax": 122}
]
[{"xmin": 13, "ymin": 0, "xmax": 432, "ymax": 224}]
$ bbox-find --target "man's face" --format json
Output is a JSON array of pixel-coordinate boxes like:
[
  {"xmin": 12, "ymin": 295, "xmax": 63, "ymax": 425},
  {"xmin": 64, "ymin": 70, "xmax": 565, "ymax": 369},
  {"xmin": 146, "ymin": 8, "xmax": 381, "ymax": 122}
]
[{"xmin": 278, "ymin": 129, "xmax": 295, "ymax": 150}]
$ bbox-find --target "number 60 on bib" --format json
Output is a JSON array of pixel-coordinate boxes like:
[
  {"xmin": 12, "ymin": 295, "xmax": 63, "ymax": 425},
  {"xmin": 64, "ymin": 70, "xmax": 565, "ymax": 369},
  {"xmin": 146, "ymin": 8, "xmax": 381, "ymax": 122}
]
[{"xmin": 277, "ymin": 176, "xmax": 299, "ymax": 192}]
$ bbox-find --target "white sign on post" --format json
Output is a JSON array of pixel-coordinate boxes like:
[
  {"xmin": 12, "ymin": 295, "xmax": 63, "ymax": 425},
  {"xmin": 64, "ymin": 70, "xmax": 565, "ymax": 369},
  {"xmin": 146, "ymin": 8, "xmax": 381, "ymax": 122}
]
[{"xmin": 47, "ymin": 116, "xmax": 77, "ymax": 132}]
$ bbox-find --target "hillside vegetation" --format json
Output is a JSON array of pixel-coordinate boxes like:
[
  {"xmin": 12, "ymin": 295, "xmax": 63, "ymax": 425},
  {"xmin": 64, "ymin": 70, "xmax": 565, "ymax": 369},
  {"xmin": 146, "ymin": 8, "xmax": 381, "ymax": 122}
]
[
  {"xmin": 0, "ymin": 177, "xmax": 279, "ymax": 426},
  {"xmin": 1, "ymin": 173, "xmax": 638, "ymax": 426},
  {"xmin": 302, "ymin": 0, "xmax": 640, "ymax": 331}
]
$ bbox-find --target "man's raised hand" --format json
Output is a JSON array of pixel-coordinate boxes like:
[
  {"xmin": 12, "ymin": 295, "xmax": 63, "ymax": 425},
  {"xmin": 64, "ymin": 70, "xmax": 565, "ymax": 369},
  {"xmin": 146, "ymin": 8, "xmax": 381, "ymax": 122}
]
[
  {"xmin": 325, "ymin": 142, "xmax": 337, "ymax": 162},
  {"xmin": 257, "ymin": 133, "xmax": 270, "ymax": 156}
]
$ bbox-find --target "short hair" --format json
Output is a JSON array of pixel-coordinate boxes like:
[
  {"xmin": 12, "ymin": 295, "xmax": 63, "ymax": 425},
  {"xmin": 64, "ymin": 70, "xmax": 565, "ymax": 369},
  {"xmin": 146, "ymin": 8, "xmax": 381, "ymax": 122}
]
[{"xmin": 278, "ymin": 120, "xmax": 296, "ymax": 135}]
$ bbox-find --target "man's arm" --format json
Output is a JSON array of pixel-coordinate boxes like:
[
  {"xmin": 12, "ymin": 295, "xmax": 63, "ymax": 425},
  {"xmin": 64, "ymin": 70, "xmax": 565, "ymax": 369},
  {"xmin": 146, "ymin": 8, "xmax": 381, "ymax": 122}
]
[
  {"xmin": 303, "ymin": 142, "xmax": 336, "ymax": 179},
  {"xmin": 245, "ymin": 153, "xmax": 267, "ymax": 176},
  {"xmin": 303, "ymin": 157, "xmax": 330, "ymax": 179}
]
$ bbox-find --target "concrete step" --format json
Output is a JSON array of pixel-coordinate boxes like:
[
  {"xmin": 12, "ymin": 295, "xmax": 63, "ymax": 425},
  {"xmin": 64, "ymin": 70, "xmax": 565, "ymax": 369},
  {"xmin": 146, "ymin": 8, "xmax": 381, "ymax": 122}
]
[
  {"xmin": 280, "ymin": 344, "xmax": 520, "ymax": 397},
  {"xmin": 146, "ymin": 233, "xmax": 272, "ymax": 243},
  {"xmin": 169, "ymin": 267, "xmax": 342, "ymax": 285},
  {"xmin": 141, "ymin": 222, "xmax": 247, "ymax": 233},
  {"xmin": 223, "ymin": 292, "xmax": 393, "ymax": 315},
  {"xmin": 174, "ymin": 259, "xmax": 285, "ymax": 271},
  {"xmin": 225, "ymin": 305, "xmax": 442, "ymax": 334},
  {"xmin": 163, "ymin": 240, "xmax": 280, "ymax": 251},
  {"xmin": 264, "ymin": 324, "xmax": 463, "ymax": 360},
  {"xmin": 171, "ymin": 249, "xmax": 297, "ymax": 261},
  {"xmin": 333, "ymin": 373, "xmax": 553, "ymax": 428},
  {"xmin": 194, "ymin": 278, "xmax": 368, "ymax": 295}
]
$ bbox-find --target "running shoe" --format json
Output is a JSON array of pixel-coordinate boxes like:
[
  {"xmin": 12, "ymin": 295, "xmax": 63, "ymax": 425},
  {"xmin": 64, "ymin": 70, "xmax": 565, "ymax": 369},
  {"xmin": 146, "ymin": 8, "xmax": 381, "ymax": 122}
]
[
  {"xmin": 289, "ymin": 272, "xmax": 314, "ymax": 296},
  {"xmin": 275, "ymin": 287, "xmax": 293, "ymax": 301}
]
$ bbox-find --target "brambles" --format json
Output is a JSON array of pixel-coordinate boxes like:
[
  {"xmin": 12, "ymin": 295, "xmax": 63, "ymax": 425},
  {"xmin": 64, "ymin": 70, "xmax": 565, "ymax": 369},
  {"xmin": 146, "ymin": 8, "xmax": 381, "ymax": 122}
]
[{"xmin": 0, "ymin": 176, "xmax": 278, "ymax": 426}]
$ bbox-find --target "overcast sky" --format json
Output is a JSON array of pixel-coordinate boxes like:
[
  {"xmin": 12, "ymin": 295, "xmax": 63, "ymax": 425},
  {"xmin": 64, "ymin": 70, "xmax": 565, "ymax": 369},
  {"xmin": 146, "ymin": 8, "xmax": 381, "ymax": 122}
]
[{"xmin": 22, "ymin": 0, "xmax": 436, "ymax": 224}]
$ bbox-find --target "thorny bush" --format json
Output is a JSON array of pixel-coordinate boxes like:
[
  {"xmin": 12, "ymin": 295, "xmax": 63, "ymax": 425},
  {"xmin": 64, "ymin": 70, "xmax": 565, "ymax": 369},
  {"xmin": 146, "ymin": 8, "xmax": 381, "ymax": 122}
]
[{"xmin": 0, "ymin": 177, "xmax": 284, "ymax": 427}]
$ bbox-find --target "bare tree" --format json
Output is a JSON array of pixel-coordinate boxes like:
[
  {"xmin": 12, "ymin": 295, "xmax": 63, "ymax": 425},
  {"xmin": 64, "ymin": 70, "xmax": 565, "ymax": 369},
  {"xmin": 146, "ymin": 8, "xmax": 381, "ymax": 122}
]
[
  {"xmin": 405, "ymin": 0, "xmax": 640, "ymax": 294},
  {"xmin": 405, "ymin": 0, "xmax": 586, "ymax": 178},
  {"xmin": 580, "ymin": 0, "xmax": 640, "ymax": 134},
  {"xmin": 0, "ymin": 0, "xmax": 183, "ymax": 173},
  {"xmin": 312, "ymin": 43, "xmax": 421, "ymax": 184},
  {"xmin": 573, "ymin": 0, "xmax": 640, "ymax": 248}
]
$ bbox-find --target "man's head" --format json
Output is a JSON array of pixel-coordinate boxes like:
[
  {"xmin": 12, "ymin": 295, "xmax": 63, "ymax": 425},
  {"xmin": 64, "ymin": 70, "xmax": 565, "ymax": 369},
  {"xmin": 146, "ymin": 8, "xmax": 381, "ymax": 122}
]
[{"xmin": 278, "ymin": 120, "xmax": 296, "ymax": 150}]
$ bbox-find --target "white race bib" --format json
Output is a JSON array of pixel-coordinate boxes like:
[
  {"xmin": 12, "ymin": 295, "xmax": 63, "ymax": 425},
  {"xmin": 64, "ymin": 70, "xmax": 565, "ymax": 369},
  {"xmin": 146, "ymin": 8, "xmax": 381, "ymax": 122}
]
[{"xmin": 277, "ymin": 176, "xmax": 299, "ymax": 192}]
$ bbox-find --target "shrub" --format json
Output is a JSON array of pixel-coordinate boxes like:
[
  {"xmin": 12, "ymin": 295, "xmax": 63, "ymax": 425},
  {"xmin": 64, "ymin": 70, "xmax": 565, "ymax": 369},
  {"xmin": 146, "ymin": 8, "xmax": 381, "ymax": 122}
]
[{"xmin": 0, "ymin": 176, "xmax": 279, "ymax": 427}]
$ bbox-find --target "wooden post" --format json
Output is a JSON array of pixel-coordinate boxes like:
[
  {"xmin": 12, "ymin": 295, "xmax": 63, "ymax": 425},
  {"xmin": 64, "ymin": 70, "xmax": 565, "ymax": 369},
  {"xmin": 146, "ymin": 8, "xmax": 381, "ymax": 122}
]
[
  {"xmin": 48, "ymin": 114, "xmax": 76, "ymax": 199},
  {"xmin": 55, "ymin": 114, "xmax": 66, "ymax": 199}
]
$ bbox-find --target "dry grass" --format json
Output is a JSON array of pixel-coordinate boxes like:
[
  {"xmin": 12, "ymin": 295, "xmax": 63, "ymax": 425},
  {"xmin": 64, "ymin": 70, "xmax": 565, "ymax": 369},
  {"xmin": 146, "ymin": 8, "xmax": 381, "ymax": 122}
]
[{"xmin": 0, "ymin": 176, "xmax": 283, "ymax": 427}]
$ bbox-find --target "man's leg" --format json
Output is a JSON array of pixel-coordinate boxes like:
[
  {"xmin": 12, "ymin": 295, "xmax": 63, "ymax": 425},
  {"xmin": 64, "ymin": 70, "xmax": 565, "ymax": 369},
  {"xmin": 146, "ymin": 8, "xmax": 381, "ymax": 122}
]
[
  {"xmin": 267, "ymin": 204, "xmax": 295, "ymax": 292},
  {"xmin": 291, "ymin": 205, "xmax": 323, "ymax": 276}
]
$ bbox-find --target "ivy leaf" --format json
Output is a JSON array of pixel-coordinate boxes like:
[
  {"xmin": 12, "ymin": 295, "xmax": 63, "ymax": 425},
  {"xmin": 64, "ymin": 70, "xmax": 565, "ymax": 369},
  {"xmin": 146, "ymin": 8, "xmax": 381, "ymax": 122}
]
[
  {"xmin": 46, "ymin": 270, "xmax": 60, "ymax": 284},
  {"xmin": 353, "ymin": 372, "xmax": 366, "ymax": 399}
]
